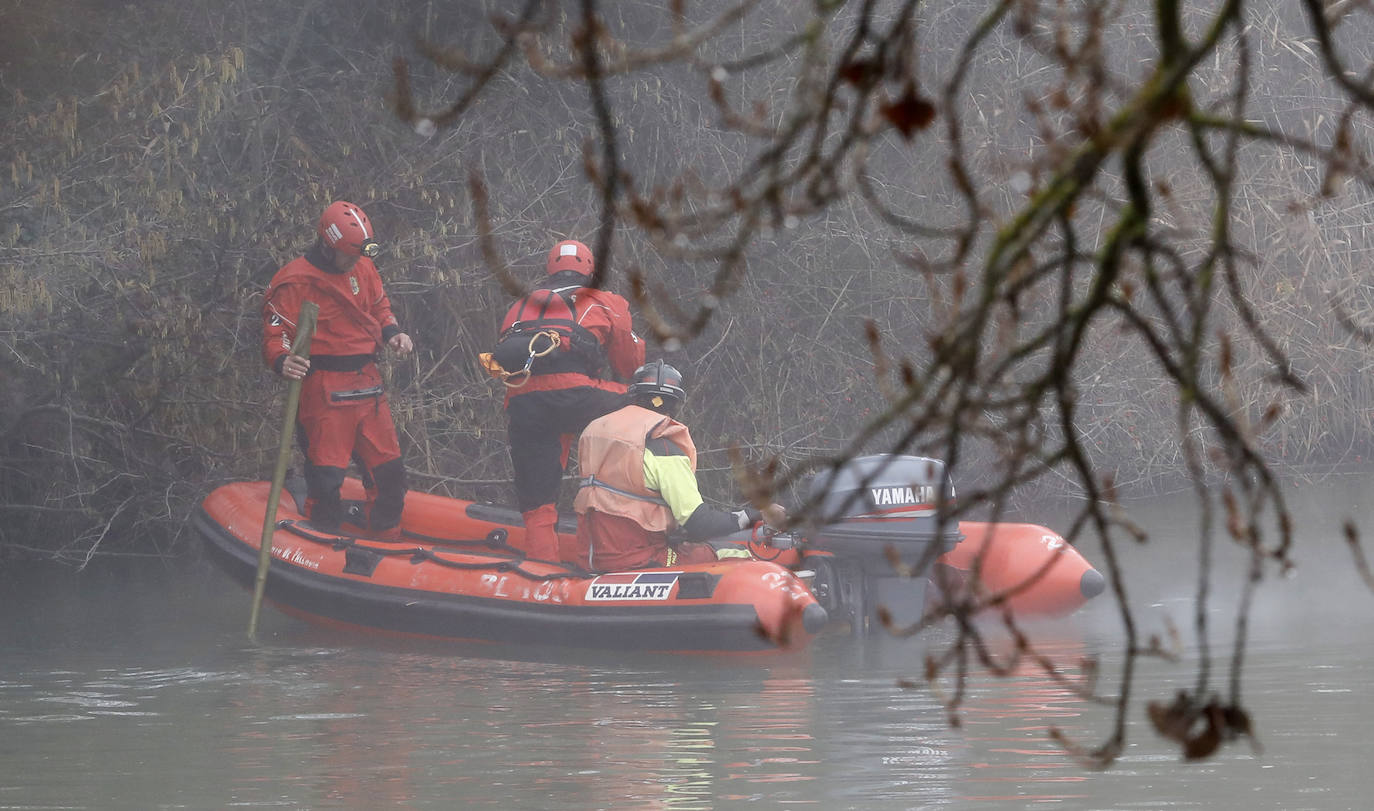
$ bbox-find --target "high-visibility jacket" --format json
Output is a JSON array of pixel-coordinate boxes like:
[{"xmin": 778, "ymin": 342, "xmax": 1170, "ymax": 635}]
[
  {"xmin": 574, "ymin": 405, "xmax": 706, "ymax": 569},
  {"xmin": 574, "ymin": 405, "xmax": 697, "ymax": 531}
]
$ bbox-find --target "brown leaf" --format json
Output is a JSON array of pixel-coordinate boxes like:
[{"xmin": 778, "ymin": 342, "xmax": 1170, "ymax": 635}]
[
  {"xmin": 1157, "ymin": 90, "xmax": 1191, "ymax": 121},
  {"xmin": 881, "ymin": 84, "xmax": 937, "ymax": 139},
  {"xmin": 1147, "ymin": 690, "xmax": 1192, "ymax": 741},
  {"xmin": 1183, "ymin": 705, "xmax": 1223, "ymax": 760},
  {"xmin": 840, "ymin": 59, "xmax": 880, "ymax": 87},
  {"xmin": 1222, "ymin": 704, "xmax": 1263, "ymax": 754}
]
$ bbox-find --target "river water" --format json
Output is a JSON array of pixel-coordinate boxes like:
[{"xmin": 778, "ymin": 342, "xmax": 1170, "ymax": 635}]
[{"xmin": 3, "ymin": 479, "xmax": 1372, "ymax": 810}]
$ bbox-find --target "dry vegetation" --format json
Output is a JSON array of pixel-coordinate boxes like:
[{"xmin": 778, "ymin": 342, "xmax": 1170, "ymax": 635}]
[{"xmin": 5, "ymin": 0, "xmax": 1374, "ymax": 766}]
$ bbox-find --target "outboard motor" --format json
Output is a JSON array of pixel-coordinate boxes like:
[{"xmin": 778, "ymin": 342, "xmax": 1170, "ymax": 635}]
[{"xmin": 803, "ymin": 455, "xmax": 963, "ymax": 635}]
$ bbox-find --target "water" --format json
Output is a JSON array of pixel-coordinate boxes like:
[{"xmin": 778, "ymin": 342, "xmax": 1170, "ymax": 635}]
[{"xmin": 3, "ymin": 481, "xmax": 1373, "ymax": 810}]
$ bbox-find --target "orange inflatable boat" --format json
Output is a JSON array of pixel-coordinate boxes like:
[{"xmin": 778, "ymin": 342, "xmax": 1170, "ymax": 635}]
[
  {"xmin": 196, "ymin": 455, "xmax": 1102, "ymax": 649},
  {"xmin": 195, "ymin": 479, "xmax": 826, "ymax": 653},
  {"xmin": 724, "ymin": 455, "xmax": 1105, "ymax": 631},
  {"xmin": 933, "ymin": 520, "xmax": 1105, "ymax": 618}
]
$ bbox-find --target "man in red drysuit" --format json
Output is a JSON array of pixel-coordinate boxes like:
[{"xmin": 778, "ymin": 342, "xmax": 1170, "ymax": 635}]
[
  {"xmin": 262, "ymin": 200, "xmax": 413, "ymax": 539},
  {"xmin": 497, "ymin": 239, "xmax": 644, "ymax": 561}
]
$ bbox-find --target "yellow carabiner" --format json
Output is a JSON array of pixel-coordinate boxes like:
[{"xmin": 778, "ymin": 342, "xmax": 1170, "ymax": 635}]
[{"xmin": 528, "ymin": 330, "xmax": 561, "ymax": 358}]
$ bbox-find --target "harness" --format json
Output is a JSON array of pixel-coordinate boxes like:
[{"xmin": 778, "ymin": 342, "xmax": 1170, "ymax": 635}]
[
  {"xmin": 479, "ymin": 328, "xmax": 564, "ymax": 388},
  {"xmin": 481, "ymin": 277, "xmax": 604, "ymax": 387}
]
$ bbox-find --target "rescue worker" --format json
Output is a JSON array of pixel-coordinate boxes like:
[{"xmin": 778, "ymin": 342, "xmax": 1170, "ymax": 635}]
[
  {"xmin": 262, "ymin": 200, "xmax": 413, "ymax": 539},
  {"xmin": 571, "ymin": 360, "xmax": 785, "ymax": 571},
  {"xmin": 500, "ymin": 239, "xmax": 644, "ymax": 561}
]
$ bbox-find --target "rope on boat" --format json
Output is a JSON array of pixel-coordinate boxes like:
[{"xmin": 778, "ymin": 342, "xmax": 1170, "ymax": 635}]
[{"xmin": 278, "ymin": 520, "xmax": 593, "ymax": 582}]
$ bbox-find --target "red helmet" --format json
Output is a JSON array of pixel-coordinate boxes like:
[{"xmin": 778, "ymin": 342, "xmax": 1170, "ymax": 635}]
[
  {"xmin": 318, "ymin": 201, "xmax": 380, "ymax": 258},
  {"xmin": 546, "ymin": 239, "xmax": 594, "ymax": 276}
]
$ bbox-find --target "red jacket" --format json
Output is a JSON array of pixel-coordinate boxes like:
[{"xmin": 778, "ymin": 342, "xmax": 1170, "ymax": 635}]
[
  {"xmin": 262, "ymin": 249, "xmax": 400, "ymax": 372},
  {"xmin": 503, "ymin": 286, "xmax": 643, "ymax": 402}
]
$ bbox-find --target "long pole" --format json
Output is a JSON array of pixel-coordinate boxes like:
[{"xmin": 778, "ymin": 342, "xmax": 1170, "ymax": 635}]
[{"xmin": 248, "ymin": 300, "xmax": 318, "ymax": 641}]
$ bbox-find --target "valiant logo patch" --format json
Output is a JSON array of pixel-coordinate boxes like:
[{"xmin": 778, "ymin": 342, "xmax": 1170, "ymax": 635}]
[
  {"xmin": 349, "ymin": 276, "xmax": 360, "ymax": 295},
  {"xmin": 585, "ymin": 571, "xmax": 680, "ymax": 601},
  {"xmin": 869, "ymin": 485, "xmax": 939, "ymax": 507}
]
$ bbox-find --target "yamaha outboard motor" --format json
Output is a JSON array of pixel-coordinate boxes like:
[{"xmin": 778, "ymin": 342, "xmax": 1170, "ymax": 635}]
[{"xmin": 803, "ymin": 454, "xmax": 963, "ymax": 635}]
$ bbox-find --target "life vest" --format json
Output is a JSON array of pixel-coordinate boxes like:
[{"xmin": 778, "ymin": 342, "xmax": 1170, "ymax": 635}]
[
  {"xmin": 486, "ymin": 274, "xmax": 605, "ymax": 386},
  {"xmin": 574, "ymin": 405, "xmax": 697, "ymax": 533}
]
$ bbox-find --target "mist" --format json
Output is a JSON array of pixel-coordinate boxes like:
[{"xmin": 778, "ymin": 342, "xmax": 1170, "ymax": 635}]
[{"xmin": 6, "ymin": 0, "xmax": 1374, "ymax": 778}]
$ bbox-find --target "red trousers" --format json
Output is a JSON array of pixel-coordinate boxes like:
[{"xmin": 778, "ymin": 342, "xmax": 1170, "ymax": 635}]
[
  {"xmin": 296, "ymin": 366, "xmax": 406, "ymax": 532},
  {"xmin": 573, "ymin": 510, "xmax": 717, "ymax": 571}
]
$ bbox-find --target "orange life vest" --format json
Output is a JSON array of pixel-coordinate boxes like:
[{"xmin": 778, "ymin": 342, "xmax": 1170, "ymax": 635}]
[{"xmin": 573, "ymin": 405, "xmax": 697, "ymax": 533}]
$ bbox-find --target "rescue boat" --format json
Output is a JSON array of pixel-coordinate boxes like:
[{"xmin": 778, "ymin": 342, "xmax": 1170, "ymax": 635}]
[
  {"xmin": 933, "ymin": 520, "xmax": 1106, "ymax": 618},
  {"xmin": 195, "ymin": 455, "xmax": 1103, "ymax": 650},
  {"xmin": 195, "ymin": 479, "xmax": 828, "ymax": 653},
  {"xmin": 722, "ymin": 455, "xmax": 1105, "ymax": 632}
]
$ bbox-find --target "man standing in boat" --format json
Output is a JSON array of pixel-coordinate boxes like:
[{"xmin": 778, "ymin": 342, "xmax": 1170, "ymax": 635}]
[
  {"xmin": 570, "ymin": 359, "xmax": 785, "ymax": 571},
  {"xmin": 262, "ymin": 200, "xmax": 413, "ymax": 539},
  {"xmin": 491, "ymin": 239, "xmax": 644, "ymax": 562}
]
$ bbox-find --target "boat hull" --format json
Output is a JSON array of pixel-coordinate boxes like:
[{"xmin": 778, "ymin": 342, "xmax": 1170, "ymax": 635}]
[
  {"xmin": 197, "ymin": 481, "xmax": 823, "ymax": 653},
  {"xmin": 728, "ymin": 521, "xmax": 1102, "ymax": 623},
  {"xmin": 932, "ymin": 521, "xmax": 1104, "ymax": 618}
]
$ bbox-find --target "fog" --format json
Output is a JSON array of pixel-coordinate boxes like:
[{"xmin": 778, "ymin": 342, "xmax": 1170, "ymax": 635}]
[
  {"xmin": 6, "ymin": 0, "xmax": 1374, "ymax": 778},
  {"xmin": 6, "ymin": 0, "xmax": 1374, "ymax": 506}
]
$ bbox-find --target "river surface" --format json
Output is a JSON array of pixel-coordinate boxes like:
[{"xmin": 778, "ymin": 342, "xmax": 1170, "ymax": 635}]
[{"xmin": 3, "ymin": 479, "xmax": 1373, "ymax": 810}]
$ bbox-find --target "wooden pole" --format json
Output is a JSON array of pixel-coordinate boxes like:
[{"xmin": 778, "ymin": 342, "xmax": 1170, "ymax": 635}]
[{"xmin": 248, "ymin": 300, "xmax": 318, "ymax": 641}]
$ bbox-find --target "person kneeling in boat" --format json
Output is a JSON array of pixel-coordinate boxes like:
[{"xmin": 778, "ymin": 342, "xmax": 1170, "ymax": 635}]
[{"xmin": 569, "ymin": 359, "xmax": 784, "ymax": 571}]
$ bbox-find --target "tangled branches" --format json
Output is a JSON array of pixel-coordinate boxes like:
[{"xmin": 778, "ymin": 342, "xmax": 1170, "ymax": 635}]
[{"xmin": 390, "ymin": 0, "xmax": 1374, "ymax": 765}]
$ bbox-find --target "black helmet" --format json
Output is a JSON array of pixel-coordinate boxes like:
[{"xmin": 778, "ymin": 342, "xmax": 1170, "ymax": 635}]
[{"xmin": 628, "ymin": 359, "xmax": 685, "ymax": 412}]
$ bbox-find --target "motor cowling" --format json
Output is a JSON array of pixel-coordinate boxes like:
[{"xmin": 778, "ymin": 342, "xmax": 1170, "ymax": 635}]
[
  {"xmin": 803, "ymin": 455, "xmax": 964, "ymax": 633},
  {"xmin": 805, "ymin": 454, "xmax": 962, "ymax": 568}
]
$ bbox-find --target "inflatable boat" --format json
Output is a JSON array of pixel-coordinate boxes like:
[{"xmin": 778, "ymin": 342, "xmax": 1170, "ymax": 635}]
[
  {"xmin": 195, "ymin": 455, "xmax": 1103, "ymax": 651},
  {"xmin": 195, "ymin": 479, "xmax": 828, "ymax": 653},
  {"xmin": 721, "ymin": 455, "xmax": 1105, "ymax": 631},
  {"xmin": 932, "ymin": 520, "xmax": 1105, "ymax": 618}
]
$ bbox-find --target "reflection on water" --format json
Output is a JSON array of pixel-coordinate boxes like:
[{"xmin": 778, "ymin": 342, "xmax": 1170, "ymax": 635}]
[
  {"xmin": 4, "ymin": 475, "xmax": 1374, "ymax": 810},
  {"xmin": 954, "ymin": 646, "xmax": 1094, "ymax": 806}
]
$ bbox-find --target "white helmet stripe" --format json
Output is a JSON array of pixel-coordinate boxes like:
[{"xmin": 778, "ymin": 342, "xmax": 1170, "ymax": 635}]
[{"xmin": 346, "ymin": 206, "xmax": 371, "ymax": 240}]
